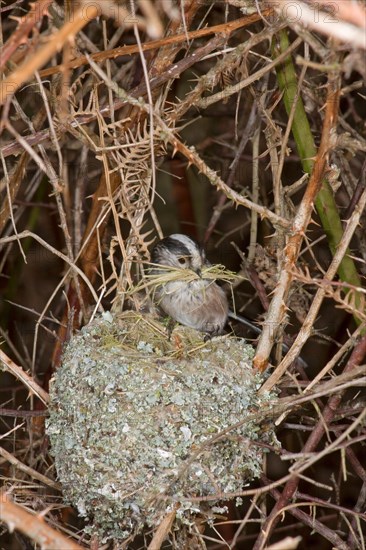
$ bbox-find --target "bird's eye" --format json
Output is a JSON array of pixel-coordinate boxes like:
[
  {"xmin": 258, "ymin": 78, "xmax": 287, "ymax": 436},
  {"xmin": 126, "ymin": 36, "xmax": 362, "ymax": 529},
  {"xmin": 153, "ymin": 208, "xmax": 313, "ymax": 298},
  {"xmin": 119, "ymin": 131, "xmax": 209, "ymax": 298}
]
[{"xmin": 178, "ymin": 257, "xmax": 186, "ymax": 265}]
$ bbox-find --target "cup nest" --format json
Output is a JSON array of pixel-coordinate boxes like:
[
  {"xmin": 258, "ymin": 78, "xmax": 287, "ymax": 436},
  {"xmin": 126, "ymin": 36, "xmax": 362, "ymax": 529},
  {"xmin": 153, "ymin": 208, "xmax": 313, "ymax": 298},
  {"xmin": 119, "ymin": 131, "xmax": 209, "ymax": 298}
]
[{"xmin": 47, "ymin": 311, "xmax": 279, "ymax": 543}]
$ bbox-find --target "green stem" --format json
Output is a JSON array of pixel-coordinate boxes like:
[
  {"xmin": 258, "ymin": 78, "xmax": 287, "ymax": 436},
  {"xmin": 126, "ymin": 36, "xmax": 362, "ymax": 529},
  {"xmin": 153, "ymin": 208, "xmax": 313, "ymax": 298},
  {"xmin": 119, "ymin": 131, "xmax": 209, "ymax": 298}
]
[{"xmin": 274, "ymin": 29, "xmax": 363, "ymax": 322}]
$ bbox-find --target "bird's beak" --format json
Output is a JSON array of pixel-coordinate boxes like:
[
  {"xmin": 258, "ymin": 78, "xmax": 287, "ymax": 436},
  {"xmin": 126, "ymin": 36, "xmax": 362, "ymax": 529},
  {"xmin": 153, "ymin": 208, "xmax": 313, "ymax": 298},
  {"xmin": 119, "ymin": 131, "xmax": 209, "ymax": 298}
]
[{"xmin": 194, "ymin": 268, "xmax": 202, "ymax": 278}]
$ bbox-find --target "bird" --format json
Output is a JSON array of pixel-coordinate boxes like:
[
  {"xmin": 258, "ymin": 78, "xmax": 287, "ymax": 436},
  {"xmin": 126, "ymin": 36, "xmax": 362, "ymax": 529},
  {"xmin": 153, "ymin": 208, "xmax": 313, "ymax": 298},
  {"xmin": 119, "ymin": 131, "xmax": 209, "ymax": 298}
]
[
  {"xmin": 150, "ymin": 234, "xmax": 229, "ymax": 336},
  {"xmin": 149, "ymin": 234, "xmax": 309, "ymax": 370}
]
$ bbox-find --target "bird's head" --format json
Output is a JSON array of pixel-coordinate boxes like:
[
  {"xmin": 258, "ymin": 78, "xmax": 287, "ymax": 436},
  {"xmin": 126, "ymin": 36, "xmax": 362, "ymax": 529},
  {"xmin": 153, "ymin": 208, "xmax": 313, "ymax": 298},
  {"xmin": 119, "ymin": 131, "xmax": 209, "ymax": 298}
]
[{"xmin": 151, "ymin": 234, "xmax": 206, "ymax": 276}]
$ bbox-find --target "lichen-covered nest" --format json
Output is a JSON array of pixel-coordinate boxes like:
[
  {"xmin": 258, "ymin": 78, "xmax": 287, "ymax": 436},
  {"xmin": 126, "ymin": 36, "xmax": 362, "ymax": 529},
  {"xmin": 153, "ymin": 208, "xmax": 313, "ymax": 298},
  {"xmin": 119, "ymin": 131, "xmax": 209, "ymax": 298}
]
[{"xmin": 47, "ymin": 311, "xmax": 278, "ymax": 542}]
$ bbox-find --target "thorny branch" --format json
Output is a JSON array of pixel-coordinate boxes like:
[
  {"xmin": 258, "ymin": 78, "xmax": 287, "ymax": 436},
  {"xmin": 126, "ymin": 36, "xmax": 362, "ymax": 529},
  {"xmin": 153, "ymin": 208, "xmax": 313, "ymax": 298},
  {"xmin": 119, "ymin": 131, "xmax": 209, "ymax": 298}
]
[
  {"xmin": 252, "ymin": 333, "xmax": 366, "ymax": 550},
  {"xmin": 253, "ymin": 66, "xmax": 342, "ymax": 372},
  {"xmin": 260, "ymin": 186, "xmax": 366, "ymax": 392},
  {"xmin": 0, "ymin": 492, "xmax": 83, "ymax": 550}
]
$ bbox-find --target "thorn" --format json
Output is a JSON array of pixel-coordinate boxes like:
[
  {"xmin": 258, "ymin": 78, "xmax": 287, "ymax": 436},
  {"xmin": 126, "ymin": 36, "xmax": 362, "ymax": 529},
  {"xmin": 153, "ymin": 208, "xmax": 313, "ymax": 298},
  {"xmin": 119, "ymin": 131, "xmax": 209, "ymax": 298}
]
[
  {"xmin": 8, "ymin": 15, "xmax": 24, "ymax": 23},
  {"xmin": 309, "ymin": 217, "xmax": 320, "ymax": 227}
]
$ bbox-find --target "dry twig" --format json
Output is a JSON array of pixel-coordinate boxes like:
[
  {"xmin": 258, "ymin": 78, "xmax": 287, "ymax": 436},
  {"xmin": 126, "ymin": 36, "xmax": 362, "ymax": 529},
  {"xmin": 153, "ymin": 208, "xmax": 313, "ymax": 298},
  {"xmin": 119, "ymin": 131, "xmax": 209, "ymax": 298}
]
[{"xmin": 0, "ymin": 492, "xmax": 83, "ymax": 550}]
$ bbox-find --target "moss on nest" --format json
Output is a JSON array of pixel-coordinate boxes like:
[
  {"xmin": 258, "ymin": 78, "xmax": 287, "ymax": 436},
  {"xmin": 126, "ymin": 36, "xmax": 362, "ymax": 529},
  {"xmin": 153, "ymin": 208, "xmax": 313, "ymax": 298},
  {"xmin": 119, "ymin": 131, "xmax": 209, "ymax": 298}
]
[{"xmin": 47, "ymin": 311, "xmax": 278, "ymax": 542}]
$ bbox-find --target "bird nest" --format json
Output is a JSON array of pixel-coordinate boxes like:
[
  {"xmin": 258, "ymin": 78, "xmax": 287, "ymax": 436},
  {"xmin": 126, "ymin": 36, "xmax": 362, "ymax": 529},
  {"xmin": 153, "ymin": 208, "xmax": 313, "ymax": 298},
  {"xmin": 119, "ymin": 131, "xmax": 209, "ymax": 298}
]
[{"xmin": 47, "ymin": 311, "xmax": 279, "ymax": 544}]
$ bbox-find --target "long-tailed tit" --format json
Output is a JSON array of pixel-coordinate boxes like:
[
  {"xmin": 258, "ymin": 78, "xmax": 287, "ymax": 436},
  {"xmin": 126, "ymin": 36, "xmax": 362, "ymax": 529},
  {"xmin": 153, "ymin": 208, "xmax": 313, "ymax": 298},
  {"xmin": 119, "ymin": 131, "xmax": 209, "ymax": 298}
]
[{"xmin": 150, "ymin": 234, "xmax": 228, "ymax": 336}]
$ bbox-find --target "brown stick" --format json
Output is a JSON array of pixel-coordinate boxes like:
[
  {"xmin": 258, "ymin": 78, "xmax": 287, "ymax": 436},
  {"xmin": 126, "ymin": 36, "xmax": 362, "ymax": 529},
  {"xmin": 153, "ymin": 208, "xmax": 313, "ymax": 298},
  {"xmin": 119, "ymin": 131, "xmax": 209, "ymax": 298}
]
[
  {"xmin": 0, "ymin": 492, "xmax": 82, "ymax": 550},
  {"xmin": 38, "ymin": 9, "xmax": 273, "ymax": 79},
  {"xmin": 253, "ymin": 69, "xmax": 341, "ymax": 372},
  {"xmin": 0, "ymin": 447, "xmax": 61, "ymax": 490},
  {"xmin": 259, "ymin": 186, "xmax": 366, "ymax": 393},
  {"xmin": 147, "ymin": 505, "xmax": 178, "ymax": 549},
  {"xmin": 262, "ymin": 475, "xmax": 350, "ymax": 550},
  {"xmin": 0, "ymin": 5, "xmax": 99, "ymax": 105},
  {"xmin": 0, "ymin": 349, "xmax": 49, "ymax": 405},
  {"xmin": 252, "ymin": 332, "xmax": 366, "ymax": 550},
  {"xmin": 0, "ymin": 0, "xmax": 52, "ymax": 72},
  {"xmin": 0, "ymin": 34, "xmax": 225, "ymax": 160}
]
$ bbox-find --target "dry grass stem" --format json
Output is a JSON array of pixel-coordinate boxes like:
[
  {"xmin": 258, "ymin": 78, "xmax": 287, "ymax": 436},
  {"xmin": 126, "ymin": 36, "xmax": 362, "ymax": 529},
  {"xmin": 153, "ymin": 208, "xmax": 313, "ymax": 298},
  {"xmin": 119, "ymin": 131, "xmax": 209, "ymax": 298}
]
[{"xmin": 129, "ymin": 263, "xmax": 240, "ymax": 296}]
